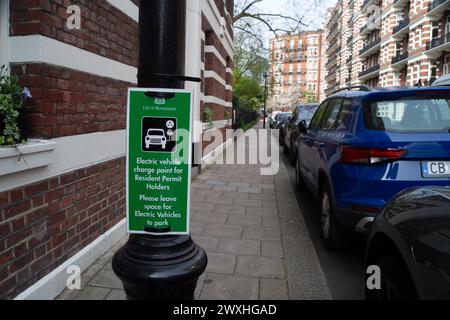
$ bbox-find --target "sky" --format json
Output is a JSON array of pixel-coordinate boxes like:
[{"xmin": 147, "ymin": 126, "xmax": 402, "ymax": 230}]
[{"xmin": 236, "ymin": 0, "xmax": 338, "ymax": 47}]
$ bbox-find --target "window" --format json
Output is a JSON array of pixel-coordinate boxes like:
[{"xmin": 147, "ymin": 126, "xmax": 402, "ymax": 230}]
[
  {"xmin": 444, "ymin": 54, "xmax": 450, "ymax": 75},
  {"xmin": 0, "ymin": 0, "xmax": 9, "ymax": 69},
  {"xmin": 365, "ymin": 98, "xmax": 450, "ymax": 132},
  {"xmin": 309, "ymin": 101, "xmax": 329, "ymax": 130},
  {"xmin": 333, "ymin": 99, "xmax": 354, "ymax": 130},
  {"xmin": 322, "ymin": 98, "xmax": 343, "ymax": 129}
]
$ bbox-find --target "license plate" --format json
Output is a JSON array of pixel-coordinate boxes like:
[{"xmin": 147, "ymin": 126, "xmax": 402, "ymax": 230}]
[{"xmin": 421, "ymin": 161, "xmax": 450, "ymax": 178}]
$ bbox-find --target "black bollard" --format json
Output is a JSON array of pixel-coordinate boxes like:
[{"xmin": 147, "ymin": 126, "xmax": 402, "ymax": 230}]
[{"xmin": 112, "ymin": 0, "xmax": 207, "ymax": 300}]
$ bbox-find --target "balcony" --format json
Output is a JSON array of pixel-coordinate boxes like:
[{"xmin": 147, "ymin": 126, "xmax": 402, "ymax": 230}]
[
  {"xmin": 426, "ymin": 32, "xmax": 450, "ymax": 57},
  {"xmin": 391, "ymin": 51, "xmax": 409, "ymax": 66},
  {"xmin": 393, "ymin": 0, "xmax": 409, "ymax": 8},
  {"xmin": 347, "ymin": 35, "xmax": 353, "ymax": 45},
  {"xmin": 359, "ymin": 38, "xmax": 381, "ymax": 57},
  {"xmin": 345, "ymin": 77, "xmax": 352, "ymax": 83},
  {"xmin": 392, "ymin": 18, "xmax": 410, "ymax": 37},
  {"xmin": 360, "ymin": 24, "xmax": 368, "ymax": 34},
  {"xmin": 361, "ymin": 0, "xmax": 375, "ymax": 12},
  {"xmin": 427, "ymin": 0, "xmax": 450, "ymax": 19},
  {"xmin": 359, "ymin": 64, "xmax": 380, "ymax": 79},
  {"xmin": 346, "ymin": 55, "xmax": 353, "ymax": 64}
]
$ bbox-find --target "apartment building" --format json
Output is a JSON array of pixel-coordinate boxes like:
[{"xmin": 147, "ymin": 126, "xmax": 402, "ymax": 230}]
[
  {"xmin": 323, "ymin": 0, "xmax": 450, "ymax": 95},
  {"xmin": 269, "ymin": 31, "xmax": 324, "ymax": 110},
  {"xmin": 0, "ymin": 0, "xmax": 233, "ymax": 299}
]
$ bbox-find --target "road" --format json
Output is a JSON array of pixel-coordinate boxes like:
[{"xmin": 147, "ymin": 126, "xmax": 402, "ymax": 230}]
[{"xmin": 280, "ymin": 151, "xmax": 366, "ymax": 300}]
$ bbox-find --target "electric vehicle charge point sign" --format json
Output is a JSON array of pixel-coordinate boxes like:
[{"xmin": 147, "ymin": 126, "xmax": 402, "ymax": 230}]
[{"xmin": 127, "ymin": 88, "xmax": 193, "ymax": 235}]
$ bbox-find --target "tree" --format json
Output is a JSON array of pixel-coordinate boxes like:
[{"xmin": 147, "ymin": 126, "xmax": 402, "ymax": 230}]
[{"xmin": 233, "ymin": 30, "xmax": 268, "ymax": 83}]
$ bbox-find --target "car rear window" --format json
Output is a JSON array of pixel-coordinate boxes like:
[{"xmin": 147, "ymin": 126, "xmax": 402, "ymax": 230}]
[
  {"xmin": 296, "ymin": 105, "xmax": 319, "ymax": 122},
  {"xmin": 366, "ymin": 98, "xmax": 450, "ymax": 132},
  {"xmin": 277, "ymin": 113, "xmax": 291, "ymax": 121}
]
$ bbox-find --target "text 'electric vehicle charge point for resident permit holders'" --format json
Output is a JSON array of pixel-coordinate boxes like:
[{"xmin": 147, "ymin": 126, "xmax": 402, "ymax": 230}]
[{"xmin": 127, "ymin": 88, "xmax": 193, "ymax": 235}]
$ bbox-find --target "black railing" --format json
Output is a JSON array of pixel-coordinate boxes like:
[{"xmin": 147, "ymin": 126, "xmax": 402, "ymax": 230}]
[
  {"xmin": 393, "ymin": 18, "xmax": 410, "ymax": 34},
  {"xmin": 345, "ymin": 77, "xmax": 352, "ymax": 83},
  {"xmin": 429, "ymin": 0, "xmax": 449, "ymax": 11},
  {"xmin": 359, "ymin": 38, "xmax": 381, "ymax": 55},
  {"xmin": 391, "ymin": 51, "xmax": 409, "ymax": 64},
  {"xmin": 359, "ymin": 64, "xmax": 380, "ymax": 77},
  {"xmin": 362, "ymin": 0, "xmax": 372, "ymax": 9},
  {"xmin": 347, "ymin": 35, "xmax": 353, "ymax": 44},
  {"xmin": 346, "ymin": 55, "xmax": 353, "ymax": 64},
  {"xmin": 360, "ymin": 24, "xmax": 368, "ymax": 33},
  {"xmin": 427, "ymin": 32, "xmax": 450, "ymax": 50}
]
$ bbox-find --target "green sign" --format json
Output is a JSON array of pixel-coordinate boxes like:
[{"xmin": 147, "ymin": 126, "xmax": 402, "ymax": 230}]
[{"xmin": 126, "ymin": 88, "xmax": 192, "ymax": 235}]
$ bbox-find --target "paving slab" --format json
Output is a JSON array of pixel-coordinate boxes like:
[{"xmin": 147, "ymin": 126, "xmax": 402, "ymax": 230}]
[
  {"xmin": 236, "ymin": 256, "xmax": 285, "ymax": 279},
  {"xmin": 214, "ymin": 205, "xmax": 246, "ymax": 215},
  {"xmin": 200, "ymin": 274, "xmax": 259, "ymax": 300},
  {"xmin": 260, "ymin": 279, "xmax": 288, "ymax": 300},
  {"xmin": 242, "ymin": 226, "xmax": 281, "ymax": 241},
  {"xmin": 261, "ymin": 241, "xmax": 284, "ymax": 258},
  {"xmin": 217, "ymin": 239, "xmax": 260, "ymax": 256},
  {"xmin": 227, "ymin": 215, "xmax": 262, "ymax": 227},
  {"xmin": 203, "ymin": 224, "xmax": 242, "ymax": 238},
  {"xmin": 193, "ymin": 235, "xmax": 220, "ymax": 252},
  {"xmin": 205, "ymin": 253, "xmax": 237, "ymax": 275}
]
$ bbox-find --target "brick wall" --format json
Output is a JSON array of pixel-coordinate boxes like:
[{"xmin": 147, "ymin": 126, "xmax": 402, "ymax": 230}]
[
  {"xmin": 10, "ymin": 0, "xmax": 139, "ymax": 67},
  {"xmin": 11, "ymin": 63, "xmax": 130, "ymax": 139},
  {"xmin": 0, "ymin": 157, "xmax": 126, "ymax": 299}
]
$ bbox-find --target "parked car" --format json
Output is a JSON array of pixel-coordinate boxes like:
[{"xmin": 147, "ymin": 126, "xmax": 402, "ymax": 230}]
[
  {"xmin": 272, "ymin": 112, "xmax": 292, "ymax": 144},
  {"xmin": 295, "ymin": 85, "xmax": 450, "ymax": 250},
  {"xmin": 282, "ymin": 104, "xmax": 319, "ymax": 164},
  {"xmin": 430, "ymin": 74, "xmax": 450, "ymax": 87},
  {"xmin": 268, "ymin": 111, "xmax": 281, "ymax": 128},
  {"xmin": 365, "ymin": 186, "xmax": 450, "ymax": 300}
]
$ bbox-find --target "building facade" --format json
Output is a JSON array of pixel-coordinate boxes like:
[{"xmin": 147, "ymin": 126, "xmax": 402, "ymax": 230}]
[
  {"xmin": 0, "ymin": 0, "xmax": 233, "ymax": 299},
  {"xmin": 323, "ymin": 0, "xmax": 450, "ymax": 95},
  {"xmin": 268, "ymin": 31, "xmax": 324, "ymax": 110}
]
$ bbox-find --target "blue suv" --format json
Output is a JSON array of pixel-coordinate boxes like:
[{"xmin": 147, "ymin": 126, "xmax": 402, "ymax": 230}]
[{"xmin": 295, "ymin": 85, "xmax": 450, "ymax": 250}]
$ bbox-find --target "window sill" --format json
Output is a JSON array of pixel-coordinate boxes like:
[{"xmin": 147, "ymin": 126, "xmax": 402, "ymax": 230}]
[{"xmin": 0, "ymin": 139, "xmax": 56, "ymax": 176}]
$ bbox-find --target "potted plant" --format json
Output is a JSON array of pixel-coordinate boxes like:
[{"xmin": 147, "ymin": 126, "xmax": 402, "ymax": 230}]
[{"xmin": 0, "ymin": 65, "xmax": 32, "ymax": 146}]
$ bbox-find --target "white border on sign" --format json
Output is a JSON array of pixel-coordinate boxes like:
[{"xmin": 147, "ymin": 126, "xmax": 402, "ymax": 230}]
[{"xmin": 126, "ymin": 88, "xmax": 193, "ymax": 236}]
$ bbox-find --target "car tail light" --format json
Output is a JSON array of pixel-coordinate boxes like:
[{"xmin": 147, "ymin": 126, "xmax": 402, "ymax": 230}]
[{"xmin": 341, "ymin": 146, "xmax": 407, "ymax": 164}]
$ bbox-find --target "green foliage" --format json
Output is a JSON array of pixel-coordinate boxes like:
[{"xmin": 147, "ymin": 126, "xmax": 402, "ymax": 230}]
[
  {"xmin": 0, "ymin": 66, "xmax": 24, "ymax": 146},
  {"xmin": 232, "ymin": 68, "xmax": 264, "ymax": 130},
  {"xmin": 303, "ymin": 90, "xmax": 318, "ymax": 104},
  {"xmin": 203, "ymin": 104, "xmax": 214, "ymax": 128}
]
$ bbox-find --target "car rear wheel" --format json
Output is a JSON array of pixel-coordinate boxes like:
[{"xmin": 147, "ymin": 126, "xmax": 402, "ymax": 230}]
[
  {"xmin": 366, "ymin": 255, "xmax": 417, "ymax": 300},
  {"xmin": 320, "ymin": 184, "xmax": 348, "ymax": 251}
]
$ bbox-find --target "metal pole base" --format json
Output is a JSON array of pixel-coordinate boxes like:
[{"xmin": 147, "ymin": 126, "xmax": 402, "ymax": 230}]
[{"xmin": 112, "ymin": 234, "xmax": 207, "ymax": 300}]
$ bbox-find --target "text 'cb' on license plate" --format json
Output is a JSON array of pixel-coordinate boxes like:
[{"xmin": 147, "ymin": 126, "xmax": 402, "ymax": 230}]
[{"xmin": 422, "ymin": 161, "xmax": 450, "ymax": 178}]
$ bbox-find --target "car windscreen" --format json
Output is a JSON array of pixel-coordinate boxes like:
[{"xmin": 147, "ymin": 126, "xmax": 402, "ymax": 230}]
[
  {"xmin": 297, "ymin": 106, "xmax": 319, "ymax": 123},
  {"xmin": 148, "ymin": 130, "xmax": 164, "ymax": 135},
  {"xmin": 277, "ymin": 113, "xmax": 292, "ymax": 121},
  {"xmin": 365, "ymin": 98, "xmax": 450, "ymax": 132}
]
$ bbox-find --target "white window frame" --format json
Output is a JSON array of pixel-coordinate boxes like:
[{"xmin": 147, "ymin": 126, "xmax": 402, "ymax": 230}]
[{"xmin": 0, "ymin": 0, "xmax": 9, "ymax": 71}]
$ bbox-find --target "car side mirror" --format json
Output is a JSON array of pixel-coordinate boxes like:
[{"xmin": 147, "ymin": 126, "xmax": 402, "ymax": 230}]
[{"xmin": 298, "ymin": 120, "xmax": 308, "ymax": 134}]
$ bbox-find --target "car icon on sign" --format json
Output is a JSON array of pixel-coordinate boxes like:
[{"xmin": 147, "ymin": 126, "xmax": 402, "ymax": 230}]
[{"xmin": 145, "ymin": 128, "xmax": 167, "ymax": 150}]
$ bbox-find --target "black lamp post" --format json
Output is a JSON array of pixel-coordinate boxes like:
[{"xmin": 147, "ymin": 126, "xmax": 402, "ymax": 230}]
[
  {"xmin": 112, "ymin": 0, "xmax": 207, "ymax": 300},
  {"xmin": 263, "ymin": 72, "xmax": 268, "ymax": 129}
]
